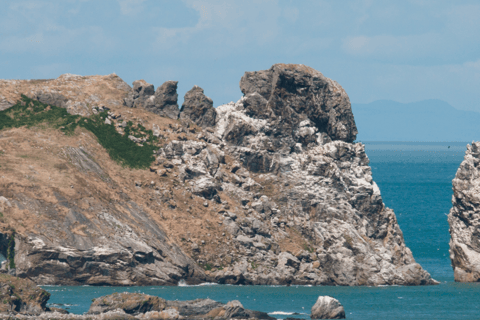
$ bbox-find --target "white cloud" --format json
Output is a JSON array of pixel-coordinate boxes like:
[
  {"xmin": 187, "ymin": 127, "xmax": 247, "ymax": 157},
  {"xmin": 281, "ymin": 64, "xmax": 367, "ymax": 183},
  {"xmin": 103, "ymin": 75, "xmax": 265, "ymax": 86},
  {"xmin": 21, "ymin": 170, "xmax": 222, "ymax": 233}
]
[
  {"xmin": 150, "ymin": 0, "xmax": 283, "ymax": 56},
  {"xmin": 118, "ymin": 0, "xmax": 147, "ymax": 15}
]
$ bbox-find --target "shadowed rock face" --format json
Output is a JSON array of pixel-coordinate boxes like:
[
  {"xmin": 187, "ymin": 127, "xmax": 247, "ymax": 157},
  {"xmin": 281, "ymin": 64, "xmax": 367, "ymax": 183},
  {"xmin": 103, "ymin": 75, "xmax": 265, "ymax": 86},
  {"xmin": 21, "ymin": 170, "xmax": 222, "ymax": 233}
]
[
  {"xmin": 152, "ymin": 81, "xmax": 180, "ymax": 119},
  {"xmin": 449, "ymin": 141, "xmax": 480, "ymax": 282},
  {"xmin": 238, "ymin": 64, "xmax": 358, "ymax": 152},
  {"xmin": 180, "ymin": 85, "xmax": 216, "ymax": 128},
  {"xmin": 125, "ymin": 80, "xmax": 180, "ymax": 120},
  {"xmin": 124, "ymin": 80, "xmax": 155, "ymax": 109}
]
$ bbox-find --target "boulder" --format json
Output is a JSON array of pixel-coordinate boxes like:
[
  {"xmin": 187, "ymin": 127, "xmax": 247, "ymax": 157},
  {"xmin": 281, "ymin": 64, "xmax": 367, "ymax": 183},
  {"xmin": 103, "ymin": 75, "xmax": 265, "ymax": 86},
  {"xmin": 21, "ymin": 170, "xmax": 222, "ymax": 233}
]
[
  {"xmin": 224, "ymin": 300, "xmax": 249, "ymax": 319},
  {"xmin": 87, "ymin": 294, "xmax": 273, "ymax": 319},
  {"xmin": 192, "ymin": 177, "xmax": 221, "ymax": 199},
  {"xmin": 310, "ymin": 296, "xmax": 345, "ymax": 319},
  {"xmin": 0, "ymin": 273, "xmax": 50, "ymax": 315},
  {"xmin": 165, "ymin": 298, "xmax": 223, "ymax": 317},
  {"xmin": 88, "ymin": 292, "xmax": 167, "ymax": 315},
  {"xmin": 151, "ymin": 80, "xmax": 180, "ymax": 119},
  {"xmin": 180, "ymin": 85, "xmax": 216, "ymax": 128}
]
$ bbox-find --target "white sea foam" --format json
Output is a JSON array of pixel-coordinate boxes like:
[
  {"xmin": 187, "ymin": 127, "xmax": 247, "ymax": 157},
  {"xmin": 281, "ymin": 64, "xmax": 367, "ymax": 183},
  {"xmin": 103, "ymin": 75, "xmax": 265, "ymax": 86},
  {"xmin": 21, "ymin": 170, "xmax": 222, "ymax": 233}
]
[
  {"xmin": 178, "ymin": 280, "xmax": 218, "ymax": 287},
  {"xmin": 269, "ymin": 311, "xmax": 295, "ymax": 315}
]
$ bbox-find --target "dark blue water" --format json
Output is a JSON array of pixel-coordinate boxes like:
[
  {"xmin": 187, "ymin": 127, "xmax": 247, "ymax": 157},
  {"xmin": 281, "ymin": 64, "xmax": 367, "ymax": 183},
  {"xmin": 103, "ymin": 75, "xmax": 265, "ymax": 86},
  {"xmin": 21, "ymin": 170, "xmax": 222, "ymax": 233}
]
[{"xmin": 43, "ymin": 142, "xmax": 480, "ymax": 319}]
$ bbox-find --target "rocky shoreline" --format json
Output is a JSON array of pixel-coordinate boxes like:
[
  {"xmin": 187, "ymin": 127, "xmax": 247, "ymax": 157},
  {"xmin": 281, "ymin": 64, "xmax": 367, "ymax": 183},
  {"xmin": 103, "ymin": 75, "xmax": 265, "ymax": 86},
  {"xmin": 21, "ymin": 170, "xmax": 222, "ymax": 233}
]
[{"xmin": 0, "ymin": 273, "xmax": 347, "ymax": 319}]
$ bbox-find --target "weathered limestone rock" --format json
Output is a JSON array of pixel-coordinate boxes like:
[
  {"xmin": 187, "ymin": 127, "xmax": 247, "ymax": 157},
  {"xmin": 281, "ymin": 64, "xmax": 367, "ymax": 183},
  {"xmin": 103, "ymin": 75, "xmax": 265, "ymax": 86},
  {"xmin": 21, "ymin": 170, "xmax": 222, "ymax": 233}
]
[
  {"xmin": 310, "ymin": 296, "xmax": 345, "ymax": 319},
  {"xmin": 180, "ymin": 85, "xmax": 216, "ymax": 128},
  {"xmin": 152, "ymin": 81, "xmax": 180, "ymax": 119},
  {"xmin": 448, "ymin": 141, "xmax": 480, "ymax": 282}
]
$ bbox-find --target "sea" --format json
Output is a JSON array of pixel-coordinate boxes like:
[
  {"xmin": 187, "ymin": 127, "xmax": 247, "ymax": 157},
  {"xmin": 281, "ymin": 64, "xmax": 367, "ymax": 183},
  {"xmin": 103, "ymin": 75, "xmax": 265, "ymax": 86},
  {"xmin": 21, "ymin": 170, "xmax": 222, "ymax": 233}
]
[{"xmin": 42, "ymin": 141, "xmax": 480, "ymax": 319}]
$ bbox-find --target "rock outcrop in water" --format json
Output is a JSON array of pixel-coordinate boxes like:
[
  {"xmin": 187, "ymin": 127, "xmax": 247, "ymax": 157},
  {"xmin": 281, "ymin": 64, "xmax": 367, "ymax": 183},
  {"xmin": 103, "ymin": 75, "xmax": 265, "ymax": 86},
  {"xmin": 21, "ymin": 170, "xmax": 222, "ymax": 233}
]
[
  {"xmin": 0, "ymin": 287, "xmax": 274, "ymax": 319},
  {"xmin": 0, "ymin": 64, "xmax": 435, "ymax": 287},
  {"xmin": 448, "ymin": 141, "xmax": 480, "ymax": 282},
  {"xmin": 0, "ymin": 273, "xmax": 50, "ymax": 315},
  {"xmin": 310, "ymin": 296, "xmax": 345, "ymax": 319},
  {"xmin": 87, "ymin": 292, "xmax": 274, "ymax": 319}
]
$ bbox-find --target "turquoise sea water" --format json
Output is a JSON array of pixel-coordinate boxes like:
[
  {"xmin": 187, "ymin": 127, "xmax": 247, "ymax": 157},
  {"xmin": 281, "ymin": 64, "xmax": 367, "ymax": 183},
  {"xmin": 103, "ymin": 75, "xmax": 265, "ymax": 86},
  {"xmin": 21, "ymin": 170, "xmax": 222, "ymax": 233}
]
[{"xmin": 43, "ymin": 142, "xmax": 480, "ymax": 319}]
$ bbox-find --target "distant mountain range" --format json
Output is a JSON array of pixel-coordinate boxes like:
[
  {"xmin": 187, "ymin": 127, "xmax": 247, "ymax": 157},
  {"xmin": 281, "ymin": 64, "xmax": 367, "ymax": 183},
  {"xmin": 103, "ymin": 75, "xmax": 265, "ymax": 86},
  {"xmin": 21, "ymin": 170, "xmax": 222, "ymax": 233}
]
[{"xmin": 351, "ymin": 99, "xmax": 480, "ymax": 142}]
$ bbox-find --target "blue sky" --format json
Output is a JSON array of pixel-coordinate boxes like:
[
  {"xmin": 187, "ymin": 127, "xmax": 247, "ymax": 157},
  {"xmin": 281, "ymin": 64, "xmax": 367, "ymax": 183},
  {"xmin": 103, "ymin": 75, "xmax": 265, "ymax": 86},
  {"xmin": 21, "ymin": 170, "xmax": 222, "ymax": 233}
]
[{"xmin": 1, "ymin": 0, "xmax": 480, "ymax": 111}]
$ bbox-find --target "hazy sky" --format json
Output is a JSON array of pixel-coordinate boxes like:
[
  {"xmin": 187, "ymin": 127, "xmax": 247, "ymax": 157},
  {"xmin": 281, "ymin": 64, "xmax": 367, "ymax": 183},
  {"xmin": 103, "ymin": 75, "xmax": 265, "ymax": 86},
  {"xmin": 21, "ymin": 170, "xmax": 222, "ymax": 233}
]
[{"xmin": 1, "ymin": 0, "xmax": 480, "ymax": 111}]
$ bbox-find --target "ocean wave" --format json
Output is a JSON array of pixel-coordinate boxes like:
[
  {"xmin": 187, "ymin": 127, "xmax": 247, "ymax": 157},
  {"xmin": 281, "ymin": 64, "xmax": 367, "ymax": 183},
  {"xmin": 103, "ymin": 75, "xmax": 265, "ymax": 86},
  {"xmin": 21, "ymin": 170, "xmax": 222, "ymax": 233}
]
[
  {"xmin": 269, "ymin": 312, "xmax": 295, "ymax": 315},
  {"xmin": 268, "ymin": 311, "xmax": 306, "ymax": 315},
  {"xmin": 178, "ymin": 280, "xmax": 219, "ymax": 287}
]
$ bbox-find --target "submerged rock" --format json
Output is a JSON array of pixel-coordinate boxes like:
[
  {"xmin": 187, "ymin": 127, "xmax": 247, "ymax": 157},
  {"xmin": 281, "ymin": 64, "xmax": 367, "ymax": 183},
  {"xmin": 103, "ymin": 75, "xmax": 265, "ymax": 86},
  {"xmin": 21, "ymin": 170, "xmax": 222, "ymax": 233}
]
[
  {"xmin": 310, "ymin": 296, "xmax": 345, "ymax": 319},
  {"xmin": 449, "ymin": 141, "xmax": 480, "ymax": 282}
]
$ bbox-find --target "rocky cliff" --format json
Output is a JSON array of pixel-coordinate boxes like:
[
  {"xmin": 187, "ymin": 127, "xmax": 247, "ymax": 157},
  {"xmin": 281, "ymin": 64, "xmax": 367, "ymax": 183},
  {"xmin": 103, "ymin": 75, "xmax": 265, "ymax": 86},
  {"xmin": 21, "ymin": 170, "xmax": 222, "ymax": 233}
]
[
  {"xmin": 0, "ymin": 64, "xmax": 435, "ymax": 286},
  {"xmin": 448, "ymin": 141, "xmax": 480, "ymax": 282}
]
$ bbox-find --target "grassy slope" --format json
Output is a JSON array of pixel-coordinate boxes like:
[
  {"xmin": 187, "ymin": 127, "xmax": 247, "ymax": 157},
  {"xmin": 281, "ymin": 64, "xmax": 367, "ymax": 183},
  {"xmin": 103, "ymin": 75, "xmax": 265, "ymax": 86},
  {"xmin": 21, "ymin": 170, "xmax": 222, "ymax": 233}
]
[{"xmin": 0, "ymin": 95, "xmax": 158, "ymax": 169}]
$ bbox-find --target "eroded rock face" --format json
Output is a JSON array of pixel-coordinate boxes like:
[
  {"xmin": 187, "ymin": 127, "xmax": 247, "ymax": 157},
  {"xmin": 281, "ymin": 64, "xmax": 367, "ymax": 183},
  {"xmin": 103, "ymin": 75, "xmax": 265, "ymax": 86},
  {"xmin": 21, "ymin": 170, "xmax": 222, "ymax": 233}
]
[
  {"xmin": 310, "ymin": 296, "xmax": 345, "ymax": 319},
  {"xmin": 180, "ymin": 85, "xmax": 216, "ymax": 128},
  {"xmin": 124, "ymin": 80, "xmax": 155, "ymax": 109},
  {"xmin": 448, "ymin": 141, "xmax": 480, "ymax": 282},
  {"xmin": 153, "ymin": 81, "xmax": 180, "ymax": 119},
  {"xmin": 124, "ymin": 80, "xmax": 180, "ymax": 119},
  {"xmin": 10, "ymin": 196, "xmax": 207, "ymax": 286},
  {"xmin": 238, "ymin": 63, "xmax": 357, "ymax": 152},
  {"xmin": 1, "ymin": 146, "xmax": 207, "ymax": 286}
]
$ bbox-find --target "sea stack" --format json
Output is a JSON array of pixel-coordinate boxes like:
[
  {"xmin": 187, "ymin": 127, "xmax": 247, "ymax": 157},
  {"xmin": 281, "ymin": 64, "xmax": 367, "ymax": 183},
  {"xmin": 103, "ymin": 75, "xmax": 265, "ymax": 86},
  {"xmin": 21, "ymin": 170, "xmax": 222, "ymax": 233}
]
[{"xmin": 448, "ymin": 141, "xmax": 480, "ymax": 282}]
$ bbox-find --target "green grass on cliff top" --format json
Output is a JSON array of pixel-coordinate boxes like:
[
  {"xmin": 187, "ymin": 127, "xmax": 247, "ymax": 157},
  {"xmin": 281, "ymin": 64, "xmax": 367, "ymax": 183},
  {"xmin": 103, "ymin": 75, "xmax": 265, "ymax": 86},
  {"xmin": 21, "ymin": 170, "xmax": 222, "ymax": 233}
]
[{"xmin": 0, "ymin": 95, "xmax": 158, "ymax": 169}]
